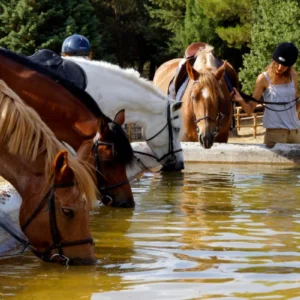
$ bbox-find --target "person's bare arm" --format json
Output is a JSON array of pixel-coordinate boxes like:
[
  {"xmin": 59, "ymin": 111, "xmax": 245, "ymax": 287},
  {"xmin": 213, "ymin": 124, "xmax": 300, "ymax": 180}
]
[
  {"xmin": 232, "ymin": 73, "xmax": 266, "ymax": 115},
  {"xmin": 292, "ymin": 70, "xmax": 300, "ymax": 113}
]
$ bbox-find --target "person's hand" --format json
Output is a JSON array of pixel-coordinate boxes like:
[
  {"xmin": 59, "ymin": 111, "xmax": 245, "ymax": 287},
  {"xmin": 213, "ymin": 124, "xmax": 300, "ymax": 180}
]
[{"xmin": 231, "ymin": 87, "xmax": 244, "ymax": 103}]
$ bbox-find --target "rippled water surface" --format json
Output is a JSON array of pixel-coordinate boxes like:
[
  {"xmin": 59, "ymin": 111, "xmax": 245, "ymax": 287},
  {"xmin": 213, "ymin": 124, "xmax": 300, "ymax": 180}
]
[{"xmin": 1, "ymin": 163, "xmax": 300, "ymax": 299}]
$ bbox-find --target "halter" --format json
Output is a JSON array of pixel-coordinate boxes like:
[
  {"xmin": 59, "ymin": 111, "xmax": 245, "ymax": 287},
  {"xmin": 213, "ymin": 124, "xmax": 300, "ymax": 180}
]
[
  {"xmin": 0, "ymin": 182, "xmax": 94, "ymax": 265},
  {"xmin": 191, "ymin": 80, "xmax": 225, "ymax": 136},
  {"xmin": 92, "ymin": 140, "xmax": 130, "ymax": 206},
  {"xmin": 133, "ymin": 103, "xmax": 182, "ymax": 166}
]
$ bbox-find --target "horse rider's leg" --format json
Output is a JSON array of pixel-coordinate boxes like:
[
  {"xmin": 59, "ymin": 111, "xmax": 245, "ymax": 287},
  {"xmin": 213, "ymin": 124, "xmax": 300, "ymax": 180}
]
[
  {"xmin": 287, "ymin": 129, "xmax": 300, "ymax": 144},
  {"xmin": 264, "ymin": 128, "xmax": 288, "ymax": 148}
]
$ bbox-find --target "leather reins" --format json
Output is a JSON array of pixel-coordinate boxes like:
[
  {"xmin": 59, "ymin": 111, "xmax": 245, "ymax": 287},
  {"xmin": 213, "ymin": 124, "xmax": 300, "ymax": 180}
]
[
  {"xmin": 133, "ymin": 103, "xmax": 182, "ymax": 166},
  {"xmin": 92, "ymin": 140, "xmax": 130, "ymax": 206},
  {"xmin": 0, "ymin": 182, "xmax": 94, "ymax": 265}
]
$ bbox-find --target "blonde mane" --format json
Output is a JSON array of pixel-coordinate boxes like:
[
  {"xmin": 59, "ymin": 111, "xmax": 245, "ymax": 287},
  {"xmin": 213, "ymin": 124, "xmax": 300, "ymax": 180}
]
[
  {"xmin": 194, "ymin": 45, "xmax": 218, "ymax": 71},
  {"xmin": 0, "ymin": 80, "xmax": 96, "ymax": 203},
  {"xmin": 194, "ymin": 69, "xmax": 224, "ymax": 104},
  {"xmin": 191, "ymin": 45, "xmax": 224, "ymax": 103}
]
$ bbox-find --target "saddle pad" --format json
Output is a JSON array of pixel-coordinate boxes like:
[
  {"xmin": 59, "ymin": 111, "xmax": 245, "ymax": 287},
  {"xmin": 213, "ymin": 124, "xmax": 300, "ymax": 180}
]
[{"xmin": 28, "ymin": 49, "xmax": 87, "ymax": 90}]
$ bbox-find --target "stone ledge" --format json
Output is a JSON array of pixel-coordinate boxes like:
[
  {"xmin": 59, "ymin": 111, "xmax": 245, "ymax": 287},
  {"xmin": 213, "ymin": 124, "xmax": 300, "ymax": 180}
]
[{"xmin": 181, "ymin": 142, "xmax": 300, "ymax": 165}]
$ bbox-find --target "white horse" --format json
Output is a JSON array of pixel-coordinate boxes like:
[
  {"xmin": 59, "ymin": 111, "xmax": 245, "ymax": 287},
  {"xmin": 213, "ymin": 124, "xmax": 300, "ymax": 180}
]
[
  {"xmin": 0, "ymin": 185, "xmax": 24, "ymax": 255},
  {"xmin": 63, "ymin": 57, "xmax": 184, "ymax": 172}
]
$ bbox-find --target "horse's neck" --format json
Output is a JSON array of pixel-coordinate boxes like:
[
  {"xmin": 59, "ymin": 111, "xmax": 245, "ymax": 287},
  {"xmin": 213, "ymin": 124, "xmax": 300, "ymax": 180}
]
[
  {"xmin": 89, "ymin": 72, "xmax": 168, "ymax": 128},
  {"xmin": 0, "ymin": 150, "xmax": 44, "ymax": 253},
  {"xmin": 0, "ymin": 148, "xmax": 45, "ymax": 198},
  {"xmin": 68, "ymin": 58, "xmax": 167, "ymax": 127}
]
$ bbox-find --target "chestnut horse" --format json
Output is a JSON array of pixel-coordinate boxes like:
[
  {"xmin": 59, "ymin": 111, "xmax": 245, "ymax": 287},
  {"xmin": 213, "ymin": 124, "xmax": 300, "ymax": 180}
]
[
  {"xmin": 0, "ymin": 80, "xmax": 97, "ymax": 265},
  {"xmin": 153, "ymin": 44, "xmax": 238, "ymax": 148},
  {"xmin": 0, "ymin": 48, "xmax": 134, "ymax": 207}
]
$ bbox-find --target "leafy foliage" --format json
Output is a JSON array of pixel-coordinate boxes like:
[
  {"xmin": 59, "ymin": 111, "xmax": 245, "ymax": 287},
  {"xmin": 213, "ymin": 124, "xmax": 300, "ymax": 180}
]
[
  {"xmin": 0, "ymin": 0, "xmax": 103, "ymax": 57},
  {"xmin": 239, "ymin": 0, "xmax": 300, "ymax": 93},
  {"xmin": 198, "ymin": 0, "xmax": 253, "ymax": 48}
]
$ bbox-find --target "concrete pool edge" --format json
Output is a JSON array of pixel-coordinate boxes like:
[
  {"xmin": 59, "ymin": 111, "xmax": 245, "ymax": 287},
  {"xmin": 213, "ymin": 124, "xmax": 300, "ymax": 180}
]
[{"xmin": 181, "ymin": 142, "xmax": 300, "ymax": 165}]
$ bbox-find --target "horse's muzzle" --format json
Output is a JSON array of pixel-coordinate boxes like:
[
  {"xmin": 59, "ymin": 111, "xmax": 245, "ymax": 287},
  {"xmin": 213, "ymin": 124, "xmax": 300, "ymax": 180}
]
[
  {"xmin": 161, "ymin": 155, "xmax": 184, "ymax": 172},
  {"xmin": 199, "ymin": 133, "xmax": 214, "ymax": 149},
  {"xmin": 68, "ymin": 256, "xmax": 97, "ymax": 266}
]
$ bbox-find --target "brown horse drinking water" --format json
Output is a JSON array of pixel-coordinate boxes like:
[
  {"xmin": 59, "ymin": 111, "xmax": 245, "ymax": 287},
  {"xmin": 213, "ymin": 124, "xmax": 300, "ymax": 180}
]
[
  {"xmin": 0, "ymin": 48, "xmax": 134, "ymax": 207},
  {"xmin": 0, "ymin": 80, "xmax": 97, "ymax": 265},
  {"xmin": 153, "ymin": 44, "xmax": 238, "ymax": 148}
]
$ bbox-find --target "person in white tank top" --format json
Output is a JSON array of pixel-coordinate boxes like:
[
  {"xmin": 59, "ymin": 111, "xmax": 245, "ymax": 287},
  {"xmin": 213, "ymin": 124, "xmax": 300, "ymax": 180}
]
[{"xmin": 232, "ymin": 42, "xmax": 300, "ymax": 148}]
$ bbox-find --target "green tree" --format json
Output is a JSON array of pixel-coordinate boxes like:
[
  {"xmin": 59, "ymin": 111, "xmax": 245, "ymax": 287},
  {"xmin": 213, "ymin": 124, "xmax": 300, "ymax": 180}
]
[
  {"xmin": 181, "ymin": 0, "xmax": 219, "ymax": 50},
  {"xmin": 146, "ymin": 0, "xmax": 246, "ymax": 71},
  {"xmin": 239, "ymin": 0, "xmax": 300, "ymax": 93},
  {"xmin": 0, "ymin": 0, "xmax": 103, "ymax": 57},
  {"xmin": 146, "ymin": 0, "xmax": 186, "ymax": 56},
  {"xmin": 198, "ymin": 0, "xmax": 253, "ymax": 49}
]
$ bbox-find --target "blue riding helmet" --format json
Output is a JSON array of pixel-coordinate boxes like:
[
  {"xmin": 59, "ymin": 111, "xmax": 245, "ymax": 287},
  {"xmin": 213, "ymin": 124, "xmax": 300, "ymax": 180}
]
[{"xmin": 61, "ymin": 34, "xmax": 90, "ymax": 56}]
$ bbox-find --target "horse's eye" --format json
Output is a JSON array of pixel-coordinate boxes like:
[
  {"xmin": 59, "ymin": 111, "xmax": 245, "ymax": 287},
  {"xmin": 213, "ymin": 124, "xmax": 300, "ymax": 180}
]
[
  {"xmin": 61, "ymin": 208, "xmax": 75, "ymax": 219},
  {"xmin": 191, "ymin": 96, "xmax": 197, "ymax": 101}
]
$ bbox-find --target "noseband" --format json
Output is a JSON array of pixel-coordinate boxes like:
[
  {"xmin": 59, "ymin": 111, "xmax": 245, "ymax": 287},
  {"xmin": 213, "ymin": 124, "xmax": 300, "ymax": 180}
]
[
  {"xmin": 133, "ymin": 102, "xmax": 182, "ymax": 165},
  {"xmin": 191, "ymin": 80, "xmax": 225, "ymax": 136},
  {"xmin": 0, "ymin": 182, "xmax": 94, "ymax": 265},
  {"xmin": 92, "ymin": 140, "xmax": 130, "ymax": 206}
]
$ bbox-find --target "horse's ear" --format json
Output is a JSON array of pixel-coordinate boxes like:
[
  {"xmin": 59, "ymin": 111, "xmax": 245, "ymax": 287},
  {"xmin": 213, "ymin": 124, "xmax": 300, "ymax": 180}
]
[
  {"xmin": 77, "ymin": 140, "xmax": 93, "ymax": 163},
  {"xmin": 53, "ymin": 150, "xmax": 74, "ymax": 183},
  {"xmin": 98, "ymin": 117, "xmax": 110, "ymax": 136},
  {"xmin": 114, "ymin": 109, "xmax": 125, "ymax": 126},
  {"xmin": 214, "ymin": 61, "xmax": 226, "ymax": 81},
  {"xmin": 172, "ymin": 101, "xmax": 183, "ymax": 112},
  {"xmin": 186, "ymin": 60, "xmax": 199, "ymax": 81}
]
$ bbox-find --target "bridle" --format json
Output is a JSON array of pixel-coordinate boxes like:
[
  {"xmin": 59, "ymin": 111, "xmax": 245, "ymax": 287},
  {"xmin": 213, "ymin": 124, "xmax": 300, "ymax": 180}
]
[
  {"xmin": 133, "ymin": 102, "xmax": 182, "ymax": 166},
  {"xmin": 0, "ymin": 182, "xmax": 94, "ymax": 265},
  {"xmin": 191, "ymin": 80, "xmax": 226, "ymax": 136},
  {"xmin": 92, "ymin": 140, "xmax": 130, "ymax": 206}
]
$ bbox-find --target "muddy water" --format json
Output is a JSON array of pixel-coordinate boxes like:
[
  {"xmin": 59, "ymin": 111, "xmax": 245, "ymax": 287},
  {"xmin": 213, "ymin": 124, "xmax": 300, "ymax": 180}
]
[{"xmin": 0, "ymin": 163, "xmax": 300, "ymax": 299}]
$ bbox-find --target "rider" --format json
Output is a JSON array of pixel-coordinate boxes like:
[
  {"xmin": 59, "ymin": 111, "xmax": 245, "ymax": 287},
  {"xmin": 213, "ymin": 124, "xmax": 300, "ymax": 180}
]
[
  {"xmin": 61, "ymin": 34, "xmax": 91, "ymax": 59},
  {"xmin": 232, "ymin": 42, "xmax": 300, "ymax": 148}
]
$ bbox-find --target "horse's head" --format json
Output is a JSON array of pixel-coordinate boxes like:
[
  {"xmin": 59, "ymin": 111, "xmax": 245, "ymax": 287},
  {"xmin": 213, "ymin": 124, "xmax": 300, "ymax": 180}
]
[
  {"xmin": 186, "ymin": 60, "xmax": 227, "ymax": 149},
  {"xmin": 145, "ymin": 101, "xmax": 184, "ymax": 172},
  {"xmin": 0, "ymin": 79, "xmax": 97, "ymax": 265},
  {"xmin": 94, "ymin": 110, "xmax": 135, "ymax": 208},
  {"xmin": 20, "ymin": 150, "xmax": 96, "ymax": 265}
]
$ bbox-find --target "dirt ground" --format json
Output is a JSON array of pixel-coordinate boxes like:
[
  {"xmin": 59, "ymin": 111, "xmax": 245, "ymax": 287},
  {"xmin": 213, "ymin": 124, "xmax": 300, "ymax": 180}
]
[{"xmin": 228, "ymin": 127, "xmax": 265, "ymax": 144}]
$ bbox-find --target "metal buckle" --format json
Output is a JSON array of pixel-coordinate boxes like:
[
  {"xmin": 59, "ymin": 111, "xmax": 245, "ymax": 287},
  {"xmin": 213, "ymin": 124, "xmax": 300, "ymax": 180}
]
[{"xmin": 50, "ymin": 253, "xmax": 70, "ymax": 266}]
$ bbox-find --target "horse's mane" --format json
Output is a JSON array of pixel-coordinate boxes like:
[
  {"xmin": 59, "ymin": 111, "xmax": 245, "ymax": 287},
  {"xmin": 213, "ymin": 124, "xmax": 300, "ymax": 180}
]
[
  {"xmin": 194, "ymin": 45, "xmax": 218, "ymax": 71},
  {"xmin": 64, "ymin": 57, "xmax": 170, "ymax": 102},
  {"xmin": 0, "ymin": 80, "xmax": 97, "ymax": 203},
  {"xmin": 192, "ymin": 69, "xmax": 224, "ymax": 104}
]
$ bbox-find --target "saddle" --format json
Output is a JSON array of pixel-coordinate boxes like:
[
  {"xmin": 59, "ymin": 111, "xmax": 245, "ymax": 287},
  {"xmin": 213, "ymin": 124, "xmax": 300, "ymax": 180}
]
[
  {"xmin": 168, "ymin": 42, "xmax": 233, "ymax": 101},
  {"xmin": 168, "ymin": 43, "xmax": 208, "ymax": 101},
  {"xmin": 27, "ymin": 49, "xmax": 87, "ymax": 90}
]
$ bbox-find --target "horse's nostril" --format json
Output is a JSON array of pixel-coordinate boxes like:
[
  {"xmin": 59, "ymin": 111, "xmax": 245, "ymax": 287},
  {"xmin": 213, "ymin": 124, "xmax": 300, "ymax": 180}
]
[{"xmin": 199, "ymin": 135, "xmax": 204, "ymax": 145}]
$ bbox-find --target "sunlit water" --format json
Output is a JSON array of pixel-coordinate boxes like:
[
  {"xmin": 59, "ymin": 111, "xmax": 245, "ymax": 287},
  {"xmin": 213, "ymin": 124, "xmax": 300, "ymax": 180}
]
[{"xmin": 1, "ymin": 163, "xmax": 300, "ymax": 299}]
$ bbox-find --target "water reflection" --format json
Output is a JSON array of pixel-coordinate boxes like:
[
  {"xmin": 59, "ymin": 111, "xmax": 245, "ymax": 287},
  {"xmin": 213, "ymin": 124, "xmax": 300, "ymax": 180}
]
[{"xmin": 1, "ymin": 164, "xmax": 300, "ymax": 299}]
